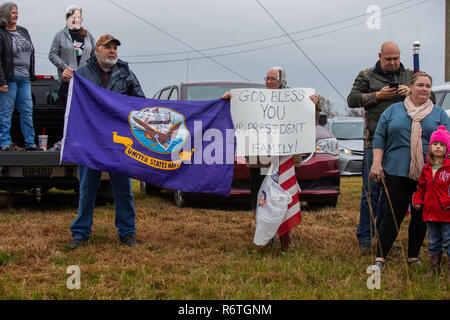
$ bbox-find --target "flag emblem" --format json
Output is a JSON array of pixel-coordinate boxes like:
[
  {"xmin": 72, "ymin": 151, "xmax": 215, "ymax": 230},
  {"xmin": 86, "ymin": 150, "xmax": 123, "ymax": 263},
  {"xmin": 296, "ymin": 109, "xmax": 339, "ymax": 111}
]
[
  {"xmin": 129, "ymin": 107, "xmax": 189, "ymax": 153},
  {"xmin": 258, "ymin": 190, "xmax": 267, "ymax": 208}
]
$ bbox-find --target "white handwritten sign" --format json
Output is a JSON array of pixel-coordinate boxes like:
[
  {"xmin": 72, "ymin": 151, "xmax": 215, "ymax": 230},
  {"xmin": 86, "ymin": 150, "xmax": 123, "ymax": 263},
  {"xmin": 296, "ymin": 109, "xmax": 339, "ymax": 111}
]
[{"xmin": 230, "ymin": 87, "xmax": 316, "ymax": 156}]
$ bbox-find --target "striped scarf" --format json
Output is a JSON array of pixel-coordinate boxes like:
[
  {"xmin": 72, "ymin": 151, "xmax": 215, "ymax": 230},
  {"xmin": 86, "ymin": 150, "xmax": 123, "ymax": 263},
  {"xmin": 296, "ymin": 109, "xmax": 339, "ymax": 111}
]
[{"xmin": 404, "ymin": 95, "xmax": 433, "ymax": 181}]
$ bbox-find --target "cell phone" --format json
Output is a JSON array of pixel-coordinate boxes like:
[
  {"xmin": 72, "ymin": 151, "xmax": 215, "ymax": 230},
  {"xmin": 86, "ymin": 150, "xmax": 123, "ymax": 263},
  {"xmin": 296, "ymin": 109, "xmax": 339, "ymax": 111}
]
[{"xmin": 389, "ymin": 82, "xmax": 399, "ymax": 88}]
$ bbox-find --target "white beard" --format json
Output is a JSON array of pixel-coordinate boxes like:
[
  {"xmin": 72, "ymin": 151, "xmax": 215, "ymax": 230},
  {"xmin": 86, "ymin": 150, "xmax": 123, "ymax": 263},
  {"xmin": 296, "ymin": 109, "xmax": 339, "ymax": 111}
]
[{"xmin": 102, "ymin": 57, "xmax": 118, "ymax": 68}]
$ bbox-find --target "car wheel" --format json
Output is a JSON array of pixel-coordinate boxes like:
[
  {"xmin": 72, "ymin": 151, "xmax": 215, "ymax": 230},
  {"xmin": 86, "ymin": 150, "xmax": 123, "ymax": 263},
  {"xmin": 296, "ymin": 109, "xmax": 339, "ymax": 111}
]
[
  {"xmin": 174, "ymin": 190, "xmax": 189, "ymax": 208},
  {"xmin": 140, "ymin": 181, "xmax": 160, "ymax": 195}
]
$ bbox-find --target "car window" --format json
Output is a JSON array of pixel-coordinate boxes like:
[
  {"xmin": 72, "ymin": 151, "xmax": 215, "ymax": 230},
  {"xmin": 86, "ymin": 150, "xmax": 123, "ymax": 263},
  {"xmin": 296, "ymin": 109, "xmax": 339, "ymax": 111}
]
[
  {"xmin": 168, "ymin": 87, "xmax": 179, "ymax": 100},
  {"xmin": 31, "ymin": 84, "xmax": 58, "ymax": 105},
  {"xmin": 152, "ymin": 91, "xmax": 161, "ymax": 99},
  {"xmin": 441, "ymin": 93, "xmax": 450, "ymax": 112},
  {"xmin": 183, "ymin": 84, "xmax": 264, "ymax": 100},
  {"xmin": 435, "ymin": 92, "xmax": 445, "ymax": 106},
  {"xmin": 159, "ymin": 88, "xmax": 171, "ymax": 100},
  {"xmin": 332, "ymin": 121, "xmax": 364, "ymax": 140}
]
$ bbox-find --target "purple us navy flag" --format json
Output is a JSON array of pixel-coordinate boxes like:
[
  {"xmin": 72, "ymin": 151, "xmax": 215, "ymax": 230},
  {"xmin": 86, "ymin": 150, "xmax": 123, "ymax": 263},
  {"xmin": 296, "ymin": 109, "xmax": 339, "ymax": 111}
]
[{"xmin": 61, "ymin": 72, "xmax": 235, "ymax": 196}]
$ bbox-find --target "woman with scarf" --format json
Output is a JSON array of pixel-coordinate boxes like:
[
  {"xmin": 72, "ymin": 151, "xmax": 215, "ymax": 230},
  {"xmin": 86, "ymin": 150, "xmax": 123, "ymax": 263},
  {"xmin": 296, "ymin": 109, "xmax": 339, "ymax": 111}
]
[{"xmin": 369, "ymin": 71, "xmax": 450, "ymax": 270}]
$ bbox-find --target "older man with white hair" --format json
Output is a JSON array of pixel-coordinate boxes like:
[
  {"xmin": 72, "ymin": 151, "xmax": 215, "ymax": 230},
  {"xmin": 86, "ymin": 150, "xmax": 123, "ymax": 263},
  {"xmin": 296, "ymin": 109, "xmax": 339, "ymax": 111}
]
[
  {"xmin": 62, "ymin": 34, "xmax": 145, "ymax": 249},
  {"xmin": 223, "ymin": 66, "xmax": 321, "ymax": 251}
]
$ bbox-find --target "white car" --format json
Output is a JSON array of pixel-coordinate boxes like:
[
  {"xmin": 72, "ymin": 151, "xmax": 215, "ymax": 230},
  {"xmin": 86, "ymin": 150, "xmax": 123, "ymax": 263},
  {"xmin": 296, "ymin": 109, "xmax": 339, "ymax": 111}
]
[
  {"xmin": 433, "ymin": 82, "xmax": 450, "ymax": 117},
  {"xmin": 326, "ymin": 117, "xmax": 364, "ymax": 176}
]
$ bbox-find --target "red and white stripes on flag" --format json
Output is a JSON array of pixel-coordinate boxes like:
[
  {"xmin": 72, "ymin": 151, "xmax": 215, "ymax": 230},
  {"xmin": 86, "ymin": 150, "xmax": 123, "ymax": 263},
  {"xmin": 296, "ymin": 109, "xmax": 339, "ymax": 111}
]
[{"xmin": 277, "ymin": 155, "xmax": 302, "ymax": 236}]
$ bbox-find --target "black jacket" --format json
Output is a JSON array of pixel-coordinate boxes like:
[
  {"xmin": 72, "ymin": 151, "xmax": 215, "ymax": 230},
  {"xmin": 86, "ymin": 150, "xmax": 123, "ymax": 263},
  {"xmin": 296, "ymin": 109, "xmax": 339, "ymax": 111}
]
[
  {"xmin": 58, "ymin": 56, "xmax": 145, "ymax": 103},
  {"xmin": 0, "ymin": 25, "xmax": 36, "ymax": 86},
  {"xmin": 77, "ymin": 57, "xmax": 145, "ymax": 97}
]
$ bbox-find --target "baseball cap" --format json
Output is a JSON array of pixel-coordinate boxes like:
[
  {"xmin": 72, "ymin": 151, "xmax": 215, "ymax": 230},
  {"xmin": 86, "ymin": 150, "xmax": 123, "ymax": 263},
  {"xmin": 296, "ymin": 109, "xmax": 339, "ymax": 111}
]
[{"xmin": 96, "ymin": 34, "xmax": 121, "ymax": 48}]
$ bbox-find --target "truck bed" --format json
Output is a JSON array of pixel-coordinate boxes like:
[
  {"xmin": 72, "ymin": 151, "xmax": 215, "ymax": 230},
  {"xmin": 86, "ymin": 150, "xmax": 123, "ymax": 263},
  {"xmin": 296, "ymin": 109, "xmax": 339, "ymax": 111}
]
[
  {"xmin": 0, "ymin": 76, "xmax": 113, "ymax": 202},
  {"xmin": 0, "ymin": 150, "xmax": 74, "ymax": 166}
]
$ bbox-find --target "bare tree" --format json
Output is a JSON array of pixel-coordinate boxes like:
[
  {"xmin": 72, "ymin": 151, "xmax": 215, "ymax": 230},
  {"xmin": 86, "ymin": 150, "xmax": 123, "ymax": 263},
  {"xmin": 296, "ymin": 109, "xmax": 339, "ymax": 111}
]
[
  {"xmin": 317, "ymin": 95, "xmax": 337, "ymax": 117},
  {"xmin": 346, "ymin": 108, "xmax": 364, "ymax": 117}
]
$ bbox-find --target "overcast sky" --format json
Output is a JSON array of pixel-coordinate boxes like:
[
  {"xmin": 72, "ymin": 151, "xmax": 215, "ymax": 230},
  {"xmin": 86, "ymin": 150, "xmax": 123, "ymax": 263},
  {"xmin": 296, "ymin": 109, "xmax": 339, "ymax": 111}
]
[{"xmin": 14, "ymin": 0, "xmax": 446, "ymax": 114}]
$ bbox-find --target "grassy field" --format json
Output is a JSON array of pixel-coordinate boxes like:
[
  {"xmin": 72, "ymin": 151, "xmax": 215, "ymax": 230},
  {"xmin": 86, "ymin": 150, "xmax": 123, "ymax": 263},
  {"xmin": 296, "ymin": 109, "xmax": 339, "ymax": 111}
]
[{"xmin": 0, "ymin": 176, "xmax": 448, "ymax": 300}]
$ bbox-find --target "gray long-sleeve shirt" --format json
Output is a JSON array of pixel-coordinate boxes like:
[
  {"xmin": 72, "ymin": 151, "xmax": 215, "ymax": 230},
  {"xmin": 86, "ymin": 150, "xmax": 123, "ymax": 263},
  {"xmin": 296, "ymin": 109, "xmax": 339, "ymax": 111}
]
[{"xmin": 48, "ymin": 28, "xmax": 95, "ymax": 81}]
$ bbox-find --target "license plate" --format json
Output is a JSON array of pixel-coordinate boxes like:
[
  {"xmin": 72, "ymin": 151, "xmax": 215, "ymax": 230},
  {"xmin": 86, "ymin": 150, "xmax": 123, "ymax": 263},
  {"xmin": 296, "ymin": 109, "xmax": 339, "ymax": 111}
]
[{"xmin": 23, "ymin": 167, "xmax": 51, "ymax": 176}]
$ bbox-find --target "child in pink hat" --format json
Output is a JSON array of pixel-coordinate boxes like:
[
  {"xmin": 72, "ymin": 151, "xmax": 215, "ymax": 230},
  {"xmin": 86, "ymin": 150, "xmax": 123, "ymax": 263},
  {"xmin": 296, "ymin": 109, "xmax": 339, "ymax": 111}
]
[{"xmin": 413, "ymin": 125, "xmax": 450, "ymax": 280}]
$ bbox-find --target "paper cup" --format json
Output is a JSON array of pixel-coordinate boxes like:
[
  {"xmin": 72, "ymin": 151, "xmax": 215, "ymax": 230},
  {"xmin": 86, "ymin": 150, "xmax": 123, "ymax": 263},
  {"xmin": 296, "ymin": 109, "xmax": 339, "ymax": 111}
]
[{"xmin": 38, "ymin": 135, "xmax": 48, "ymax": 151}]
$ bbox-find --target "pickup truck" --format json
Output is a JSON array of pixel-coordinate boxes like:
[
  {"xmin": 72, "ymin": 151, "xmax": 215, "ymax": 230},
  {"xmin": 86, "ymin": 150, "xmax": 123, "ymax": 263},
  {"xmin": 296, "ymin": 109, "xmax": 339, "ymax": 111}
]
[{"xmin": 0, "ymin": 75, "xmax": 113, "ymax": 202}]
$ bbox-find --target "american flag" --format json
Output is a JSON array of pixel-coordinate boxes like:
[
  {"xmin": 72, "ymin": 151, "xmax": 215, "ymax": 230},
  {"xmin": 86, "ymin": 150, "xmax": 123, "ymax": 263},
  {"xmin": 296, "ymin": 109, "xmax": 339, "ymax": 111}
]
[{"xmin": 277, "ymin": 156, "xmax": 302, "ymax": 237}]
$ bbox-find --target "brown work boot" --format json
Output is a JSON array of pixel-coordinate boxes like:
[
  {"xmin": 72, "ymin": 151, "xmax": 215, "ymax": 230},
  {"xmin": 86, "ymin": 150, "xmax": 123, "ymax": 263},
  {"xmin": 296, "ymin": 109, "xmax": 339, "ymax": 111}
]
[{"xmin": 424, "ymin": 252, "xmax": 442, "ymax": 279}]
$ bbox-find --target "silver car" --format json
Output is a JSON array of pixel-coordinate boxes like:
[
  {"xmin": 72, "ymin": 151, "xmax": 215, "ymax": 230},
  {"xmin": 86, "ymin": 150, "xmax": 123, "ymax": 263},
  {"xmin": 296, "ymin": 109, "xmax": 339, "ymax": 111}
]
[
  {"xmin": 326, "ymin": 117, "xmax": 364, "ymax": 176},
  {"xmin": 433, "ymin": 82, "xmax": 450, "ymax": 117}
]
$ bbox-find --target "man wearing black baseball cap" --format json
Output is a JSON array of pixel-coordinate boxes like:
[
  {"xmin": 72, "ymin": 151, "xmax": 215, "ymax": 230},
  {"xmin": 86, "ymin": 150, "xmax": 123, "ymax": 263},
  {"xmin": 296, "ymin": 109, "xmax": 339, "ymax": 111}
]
[{"xmin": 62, "ymin": 34, "xmax": 145, "ymax": 249}]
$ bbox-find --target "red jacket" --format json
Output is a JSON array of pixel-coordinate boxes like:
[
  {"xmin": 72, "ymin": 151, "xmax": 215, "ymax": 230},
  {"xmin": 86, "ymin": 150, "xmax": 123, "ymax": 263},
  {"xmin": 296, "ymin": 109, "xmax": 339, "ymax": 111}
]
[{"xmin": 413, "ymin": 159, "xmax": 450, "ymax": 222}]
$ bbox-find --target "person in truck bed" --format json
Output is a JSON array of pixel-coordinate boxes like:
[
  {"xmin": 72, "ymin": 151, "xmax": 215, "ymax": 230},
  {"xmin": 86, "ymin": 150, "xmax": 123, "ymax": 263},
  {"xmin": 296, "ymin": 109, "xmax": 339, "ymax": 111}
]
[
  {"xmin": 0, "ymin": 2, "xmax": 39, "ymax": 151},
  {"xmin": 49, "ymin": 4, "xmax": 96, "ymax": 88},
  {"xmin": 48, "ymin": 4, "xmax": 96, "ymax": 152}
]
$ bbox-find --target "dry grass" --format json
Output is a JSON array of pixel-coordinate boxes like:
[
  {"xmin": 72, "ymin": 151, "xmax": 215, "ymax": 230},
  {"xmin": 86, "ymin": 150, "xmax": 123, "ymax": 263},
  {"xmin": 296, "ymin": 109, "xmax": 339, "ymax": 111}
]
[{"xmin": 0, "ymin": 176, "xmax": 448, "ymax": 300}]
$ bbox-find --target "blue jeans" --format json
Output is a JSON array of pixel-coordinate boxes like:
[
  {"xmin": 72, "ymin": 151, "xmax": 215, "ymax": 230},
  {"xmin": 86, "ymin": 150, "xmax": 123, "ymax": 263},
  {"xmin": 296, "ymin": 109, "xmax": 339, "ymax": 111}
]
[
  {"xmin": 0, "ymin": 76, "xmax": 35, "ymax": 148},
  {"xmin": 426, "ymin": 221, "xmax": 450, "ymax": 257},
  {"xmin": 70, "ymin": 165, "xmax": 136, "ymax": 239},
  {"xmin": 356, "ymin": 147, "xmax": 386, "ymax": 245}
]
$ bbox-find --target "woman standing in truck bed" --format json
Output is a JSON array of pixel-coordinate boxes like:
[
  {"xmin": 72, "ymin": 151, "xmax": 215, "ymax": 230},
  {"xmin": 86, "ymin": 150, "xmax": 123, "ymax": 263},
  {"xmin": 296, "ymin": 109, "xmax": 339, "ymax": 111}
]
[
  {"xmin": 48, "ymin": 4, "xmax": 95, "ymax": 152},
  {"xmin": 0, "ymin": 2, "xmax": 38, "ymax": 151},
  {"xmin": 49, "ymin": 4, "xmax": 96, "ymax": 83}
]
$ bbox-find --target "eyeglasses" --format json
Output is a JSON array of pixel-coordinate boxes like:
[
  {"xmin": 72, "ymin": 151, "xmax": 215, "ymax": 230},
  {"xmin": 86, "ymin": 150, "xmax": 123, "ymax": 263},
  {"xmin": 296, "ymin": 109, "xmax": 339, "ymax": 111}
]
[{"xmin": 264, "ymin": 77, "xmax": 278, "ymax": 81}]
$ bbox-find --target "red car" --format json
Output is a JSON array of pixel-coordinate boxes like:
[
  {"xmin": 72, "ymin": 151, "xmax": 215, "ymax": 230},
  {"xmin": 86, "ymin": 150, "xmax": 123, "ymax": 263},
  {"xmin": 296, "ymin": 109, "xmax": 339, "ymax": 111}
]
[{"xmin": 140, "ymin": 82, "xmax": 340, "ymax": 208}]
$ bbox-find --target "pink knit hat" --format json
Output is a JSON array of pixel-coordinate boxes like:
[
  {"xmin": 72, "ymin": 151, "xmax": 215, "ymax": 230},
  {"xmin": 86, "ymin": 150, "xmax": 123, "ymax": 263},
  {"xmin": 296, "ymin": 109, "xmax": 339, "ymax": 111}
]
[{"xmin": 429, "ymin": 125, "xmax": 450, "ymax": 159}]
